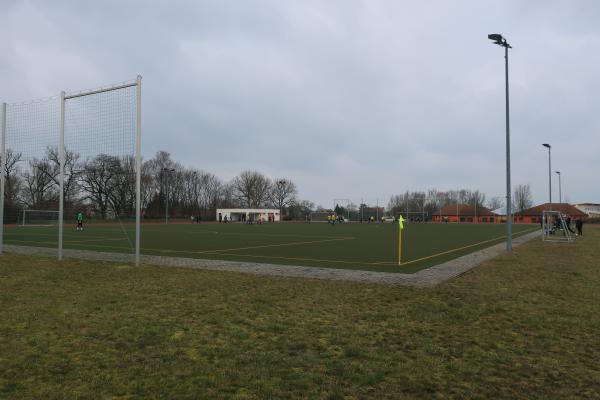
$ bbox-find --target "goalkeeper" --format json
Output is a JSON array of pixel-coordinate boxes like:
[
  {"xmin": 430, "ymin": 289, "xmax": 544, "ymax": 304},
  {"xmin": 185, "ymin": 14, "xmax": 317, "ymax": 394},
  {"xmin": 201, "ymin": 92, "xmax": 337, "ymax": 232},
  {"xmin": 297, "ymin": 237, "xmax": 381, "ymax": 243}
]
[{"xmin": 76, "ymin": 211, "xmax": 85, "ymax": 231}]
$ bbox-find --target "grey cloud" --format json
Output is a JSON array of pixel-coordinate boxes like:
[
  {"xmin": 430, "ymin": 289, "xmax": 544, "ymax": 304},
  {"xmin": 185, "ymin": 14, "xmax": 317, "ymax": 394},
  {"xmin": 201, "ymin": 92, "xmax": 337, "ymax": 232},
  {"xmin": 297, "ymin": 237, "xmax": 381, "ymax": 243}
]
[{"xmin": 1, "ymin": 0, "xmax": 599, "ymax": 207}]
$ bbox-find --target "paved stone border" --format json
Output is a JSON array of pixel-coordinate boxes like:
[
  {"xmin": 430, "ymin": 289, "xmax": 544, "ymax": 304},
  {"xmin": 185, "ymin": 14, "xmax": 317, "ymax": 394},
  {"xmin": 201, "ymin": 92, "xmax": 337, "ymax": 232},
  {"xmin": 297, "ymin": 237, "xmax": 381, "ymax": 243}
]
[{"xmin": 3, "ymin": 230, "xmax": 540, "ymax": 287}]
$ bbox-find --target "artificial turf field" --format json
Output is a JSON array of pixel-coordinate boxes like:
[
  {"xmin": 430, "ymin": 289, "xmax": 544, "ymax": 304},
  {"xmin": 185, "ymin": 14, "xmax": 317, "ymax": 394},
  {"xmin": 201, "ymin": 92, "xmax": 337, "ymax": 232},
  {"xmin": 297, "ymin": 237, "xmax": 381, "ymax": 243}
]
[{"xmin": 3, "ymin": 222, "xmax": 538, "ymax": 273}]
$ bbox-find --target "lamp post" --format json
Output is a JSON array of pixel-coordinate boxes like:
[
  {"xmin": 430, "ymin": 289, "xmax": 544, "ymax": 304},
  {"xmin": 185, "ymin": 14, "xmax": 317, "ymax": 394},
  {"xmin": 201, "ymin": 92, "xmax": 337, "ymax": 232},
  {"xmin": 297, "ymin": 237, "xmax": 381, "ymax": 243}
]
[
  {"xmin": 163, "ymin": 167, "xmax": 175, "ymax": 224},
  {"xmin": 542, "ymin": 144, "xmax": 552, "ymax": 211},
  {"xmin": 488, "ymin": 33, "xmax": 513, "ymax": 252},
  {"xmin": 555, "ymin": 170, "xmax": 561, "ymax": 207}
]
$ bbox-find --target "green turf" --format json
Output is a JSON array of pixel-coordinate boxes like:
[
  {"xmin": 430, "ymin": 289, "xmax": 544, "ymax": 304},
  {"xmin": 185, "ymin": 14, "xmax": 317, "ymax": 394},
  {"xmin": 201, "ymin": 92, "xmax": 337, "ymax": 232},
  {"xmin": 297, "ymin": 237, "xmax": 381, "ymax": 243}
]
[
  {"xmin": 3, "ymin": 222, "xmax": 538, "ymax": 273},
  {"xmin": 0, "ymin": 227, "xmax": 598, "ymax": 398}
]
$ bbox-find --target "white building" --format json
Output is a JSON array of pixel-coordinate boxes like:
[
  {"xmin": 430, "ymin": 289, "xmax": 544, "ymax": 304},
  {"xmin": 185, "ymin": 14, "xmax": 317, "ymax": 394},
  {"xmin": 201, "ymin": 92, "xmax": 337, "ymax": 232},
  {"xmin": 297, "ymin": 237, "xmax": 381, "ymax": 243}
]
[
  {"xmin": 216, "ymin": 208, "xmax": 280, "ymax": 222},
  {"xmin": 574, "ymin": 203, "xmax": 600, "ymax": 218}
]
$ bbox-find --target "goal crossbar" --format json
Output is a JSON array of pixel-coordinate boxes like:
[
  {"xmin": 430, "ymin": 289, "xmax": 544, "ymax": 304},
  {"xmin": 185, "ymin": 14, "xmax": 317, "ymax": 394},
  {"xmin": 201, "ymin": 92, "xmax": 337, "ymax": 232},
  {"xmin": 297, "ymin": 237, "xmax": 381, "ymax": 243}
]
[{"xmin": 22, "ymin": 209, "xmax": 60, "ymax": 226}]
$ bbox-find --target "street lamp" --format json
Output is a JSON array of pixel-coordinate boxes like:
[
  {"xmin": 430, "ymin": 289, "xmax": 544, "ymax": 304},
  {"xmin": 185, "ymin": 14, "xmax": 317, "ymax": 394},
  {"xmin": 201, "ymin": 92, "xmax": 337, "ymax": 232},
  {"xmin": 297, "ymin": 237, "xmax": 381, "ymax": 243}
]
[
  {"xmin": 162, "ymin": 167, "xmax": 175, "ymax": 224},
  {"xmin": 488, "ymin": 33, "xmax": 513, "ymax": 252},
  {"xmin": 542, "ymin": 144, "xmax": 551, "ymax": 211},
  {"xmin": 555, "ymin": 170, "xmax": 561, "ymax": 207}
]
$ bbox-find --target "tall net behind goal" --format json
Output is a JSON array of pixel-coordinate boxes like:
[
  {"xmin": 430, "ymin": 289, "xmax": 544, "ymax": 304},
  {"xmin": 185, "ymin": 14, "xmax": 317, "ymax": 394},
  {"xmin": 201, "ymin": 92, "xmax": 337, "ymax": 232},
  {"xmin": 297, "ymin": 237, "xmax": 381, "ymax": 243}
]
[
  {"xmin": 1, "ymin": 97, "xmax": 60, "ymax": 251},
  {"xmin": 1, "ymin": 77, "xmax": 142, "ymax": 264},
  {"xmin": 63, "ymin": 78, "xmax": 141, "ymax": 262}
]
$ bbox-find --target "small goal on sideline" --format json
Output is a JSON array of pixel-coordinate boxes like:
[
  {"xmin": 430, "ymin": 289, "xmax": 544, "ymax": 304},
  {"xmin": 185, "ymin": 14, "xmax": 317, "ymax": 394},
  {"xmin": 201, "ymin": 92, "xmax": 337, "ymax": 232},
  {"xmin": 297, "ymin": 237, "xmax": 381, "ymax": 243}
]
[{"xmin": 542, "ymin": 210, "xmax": 574, "ymax": 242}]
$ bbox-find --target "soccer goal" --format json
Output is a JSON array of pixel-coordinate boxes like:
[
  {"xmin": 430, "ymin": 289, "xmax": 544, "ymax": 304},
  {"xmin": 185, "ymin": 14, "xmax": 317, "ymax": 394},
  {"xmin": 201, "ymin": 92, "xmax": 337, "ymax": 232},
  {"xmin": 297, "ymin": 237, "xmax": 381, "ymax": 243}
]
[
  {"xmin": 542, "ymin": 210, "xmax": 574, "ymax": 242},
  {"xmin": 21, "ymin": 209, "xmax": 60, "ymax": 227},
  {"xmin": 310, "ymin": 211, "xmax": 335, "ymax": 222}
]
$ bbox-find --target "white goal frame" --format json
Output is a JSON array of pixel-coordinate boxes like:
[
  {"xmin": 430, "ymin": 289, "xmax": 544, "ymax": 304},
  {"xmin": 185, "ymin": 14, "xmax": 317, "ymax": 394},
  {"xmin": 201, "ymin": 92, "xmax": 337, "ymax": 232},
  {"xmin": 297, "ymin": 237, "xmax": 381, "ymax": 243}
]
[
  {"xmin": 542, "ymin": 210, "xmax": 574, "ymax": 242},
  {"xmin": 21, "ymin": 209, "xmax": 60, "ymax": 227}
]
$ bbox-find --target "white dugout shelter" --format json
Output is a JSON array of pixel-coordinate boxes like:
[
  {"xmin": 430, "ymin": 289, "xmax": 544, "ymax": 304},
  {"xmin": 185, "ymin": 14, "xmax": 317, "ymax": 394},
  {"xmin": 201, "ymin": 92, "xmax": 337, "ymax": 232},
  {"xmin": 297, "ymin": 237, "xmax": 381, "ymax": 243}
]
[{"xmin": 216, "ymin": 209, "xmax": 280, "ymax": 222}]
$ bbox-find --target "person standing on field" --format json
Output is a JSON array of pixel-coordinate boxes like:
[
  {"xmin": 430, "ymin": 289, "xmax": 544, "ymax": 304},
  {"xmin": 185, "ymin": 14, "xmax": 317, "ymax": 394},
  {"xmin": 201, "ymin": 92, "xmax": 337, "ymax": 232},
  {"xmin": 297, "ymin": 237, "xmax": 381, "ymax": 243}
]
[
  {"xmin": 576, "ymin": 219, "xmax": 583, "ymax": 236},
  {"xmin": 76, "ymin": 211, "xmax": 84, "ymax": 231},
  {"xmin": 566, "ymin": 216, "xmax": 575, "ymax": 234}
]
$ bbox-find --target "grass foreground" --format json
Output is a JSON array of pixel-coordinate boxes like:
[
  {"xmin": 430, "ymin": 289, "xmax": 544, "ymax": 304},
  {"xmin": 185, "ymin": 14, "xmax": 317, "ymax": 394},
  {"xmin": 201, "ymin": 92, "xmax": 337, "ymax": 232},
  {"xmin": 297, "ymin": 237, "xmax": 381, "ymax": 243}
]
[{"xmin": 0, "ymin": 226, "xmax": 599, "ymax": 399}]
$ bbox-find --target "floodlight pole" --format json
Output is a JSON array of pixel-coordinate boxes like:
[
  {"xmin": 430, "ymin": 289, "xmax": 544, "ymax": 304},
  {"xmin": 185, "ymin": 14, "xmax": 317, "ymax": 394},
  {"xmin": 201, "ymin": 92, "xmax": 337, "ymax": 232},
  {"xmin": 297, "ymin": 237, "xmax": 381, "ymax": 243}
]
[
  {"xmin": 543, "ymin": 144, "xmax": 552, "ymax": 211},
  {"xmin": 0, "ymin": 103, "xmax": 6, "ymax": 255},
  {"xmin": 555, "ymin": 171, "xmax": 561, "ymax": 207},
  {"xmin": 488, "ymin": 33, "xmax": 512, "ymax": 252}
]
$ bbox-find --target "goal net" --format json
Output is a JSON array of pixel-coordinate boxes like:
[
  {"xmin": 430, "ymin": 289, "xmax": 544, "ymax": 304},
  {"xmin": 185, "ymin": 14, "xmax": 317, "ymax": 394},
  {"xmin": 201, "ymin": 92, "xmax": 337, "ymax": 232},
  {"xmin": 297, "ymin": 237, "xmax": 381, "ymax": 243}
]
[
  {"xmin": 310, "ymin": 211, "xmax": 335, "ymax": 222},
  {"xmin": 21, "ymin": 209, "xmax": 60, "ymax": 227},
  {"xmin": 542, "ymin": 210, "xmax": 574, "ymax": 242}
]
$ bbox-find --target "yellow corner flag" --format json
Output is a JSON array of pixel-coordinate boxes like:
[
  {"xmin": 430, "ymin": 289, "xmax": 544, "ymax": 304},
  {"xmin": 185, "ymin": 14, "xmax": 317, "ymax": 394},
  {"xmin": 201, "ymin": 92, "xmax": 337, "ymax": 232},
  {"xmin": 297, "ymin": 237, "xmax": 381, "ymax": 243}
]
[{"xmin": 398, "ymin": 215, "xmax": 405, "ymax": 266}]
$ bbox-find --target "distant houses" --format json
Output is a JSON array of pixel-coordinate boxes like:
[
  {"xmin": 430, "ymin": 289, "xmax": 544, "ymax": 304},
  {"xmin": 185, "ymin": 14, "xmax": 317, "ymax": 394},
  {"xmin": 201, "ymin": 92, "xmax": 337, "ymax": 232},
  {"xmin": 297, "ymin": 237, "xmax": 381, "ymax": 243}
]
[
  {"xmin": 514, "ymin": 203, "xmax": 587, "ymax": 224},
  {"xmin": 431, "ymin": 203, "xmax": 587, "ymax": 224},
  {"xmin": 574, "ymin": 203, "xmax": 600, "ymax": 218},
  {"xmin": 432, "ymin": 204, "xmax": 498, "ymax": 223}
]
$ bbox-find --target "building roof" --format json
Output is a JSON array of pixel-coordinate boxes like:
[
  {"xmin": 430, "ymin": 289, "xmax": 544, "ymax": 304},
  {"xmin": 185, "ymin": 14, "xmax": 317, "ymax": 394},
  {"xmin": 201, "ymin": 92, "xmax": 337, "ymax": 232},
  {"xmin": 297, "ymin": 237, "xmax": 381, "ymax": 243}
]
[
  {"xmin": 438, "ymin": 204, "xmax": 496, "ymax": 216},
  {"xmin": 515, "ymin": 203, "xmax": 587, "ymax": 217}
]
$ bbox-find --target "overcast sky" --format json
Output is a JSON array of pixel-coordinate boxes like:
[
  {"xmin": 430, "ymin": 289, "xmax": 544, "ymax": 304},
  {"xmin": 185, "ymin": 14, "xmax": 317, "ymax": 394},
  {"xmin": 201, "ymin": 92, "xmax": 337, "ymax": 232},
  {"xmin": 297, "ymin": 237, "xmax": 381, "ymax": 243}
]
[{"xmin": 2, "ymin": 0, "xmax": 599, "ymax": 208}]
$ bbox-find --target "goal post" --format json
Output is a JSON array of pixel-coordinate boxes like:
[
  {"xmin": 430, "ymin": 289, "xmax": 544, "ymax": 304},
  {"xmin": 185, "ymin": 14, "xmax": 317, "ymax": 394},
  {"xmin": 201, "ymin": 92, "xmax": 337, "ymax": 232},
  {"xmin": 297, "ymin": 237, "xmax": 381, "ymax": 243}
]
[
  {"xmin": 333, "ymin": 198, "xmax": 350, "ymax": 221},
  {"xmin": 542, "ymin": 210, "xmax": 574, "ymax": 242},
  {"xmin": 21, "ymin": 209, "xmax": 60, "ymax": 227},
  {"xmin": 310, "ymin": 211, "xmax": 335, "ymax": 222}
]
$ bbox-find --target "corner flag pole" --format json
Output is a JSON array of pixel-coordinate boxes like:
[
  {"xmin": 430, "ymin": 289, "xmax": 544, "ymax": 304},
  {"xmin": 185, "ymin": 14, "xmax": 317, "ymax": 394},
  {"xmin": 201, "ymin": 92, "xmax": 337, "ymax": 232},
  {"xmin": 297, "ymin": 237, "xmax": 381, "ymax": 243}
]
[{"xmin": 398, "ymin": 215, "xmax": 405, "ymax": 266}]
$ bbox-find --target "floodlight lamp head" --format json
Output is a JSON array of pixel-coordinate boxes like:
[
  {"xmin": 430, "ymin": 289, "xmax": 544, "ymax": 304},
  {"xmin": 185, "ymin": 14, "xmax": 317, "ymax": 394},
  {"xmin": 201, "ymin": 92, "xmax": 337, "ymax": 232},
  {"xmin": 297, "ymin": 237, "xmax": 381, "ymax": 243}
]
[
  {"xmin": 542, "ymin": 143, "xmax": 551, "ymax": 149},
  {"xmin": 555, "ymin": 171, "xmax": 560, "ymax": 175},
  {"xmin": 488, "ymin": 33, "xmax": 511, "ymax": 48}
]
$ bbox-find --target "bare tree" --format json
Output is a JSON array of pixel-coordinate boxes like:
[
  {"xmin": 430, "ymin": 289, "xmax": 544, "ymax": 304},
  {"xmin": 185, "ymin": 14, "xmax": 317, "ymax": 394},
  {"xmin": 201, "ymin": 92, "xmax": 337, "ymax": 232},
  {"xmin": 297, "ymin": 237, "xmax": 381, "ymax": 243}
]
[
  {"xmin": 270, "ymin": 178, "xmax": 297, "ymax": 219},
  {"xmin": 45, "ymin": 147, "xmax": 81, "ymax": 205},
  {"xmin": 80, "ymin": 154, "xmax": 122, "ymax": 219},
  {"xmin": 2, "ymin": 149, "xmax": 23, "ymax": 207},
  {"xmin": 231, "ymin": 170, "xmax": 272, "ymax": 208},
  {"xmin": 486, "ymin": 196, "xmax": 504, "ymax": 211},
  {"xmin": 140, "ymin": 160, "xmax": 156, "ymax": 216},
  {"xmin": 288, "ymin": 199, "xmax": 314, "ymax": 220},
  {"xmin": 197, "ymin": 171, "xmax": 223, "ymax": 218},
  {"xmin": 513, "ymin": 184, "xmax": 533, "ymax": 213},
  {"xmin": 21, "ymin": 160, "xmax": 57, "ymax": 208}
]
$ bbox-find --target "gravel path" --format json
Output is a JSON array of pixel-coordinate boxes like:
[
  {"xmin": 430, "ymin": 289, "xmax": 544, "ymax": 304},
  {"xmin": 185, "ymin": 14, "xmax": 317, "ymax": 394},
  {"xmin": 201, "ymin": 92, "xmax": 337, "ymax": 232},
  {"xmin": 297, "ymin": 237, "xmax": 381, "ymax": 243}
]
[{"xmin": 3, "ymin": 230, "xmax": 540, "ymax": 287}]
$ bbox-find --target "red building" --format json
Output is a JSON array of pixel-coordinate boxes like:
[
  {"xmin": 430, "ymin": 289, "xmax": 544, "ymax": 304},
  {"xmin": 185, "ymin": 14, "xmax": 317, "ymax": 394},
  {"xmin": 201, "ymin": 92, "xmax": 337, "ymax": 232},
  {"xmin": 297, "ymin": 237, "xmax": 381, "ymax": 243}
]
[
  {"xmin": 431, "ymin": 204, "xmax": 498, "ymax": 223},
  {"xmin": 514, "ymin": 203, "xmax": 587, "ymax": 224}
]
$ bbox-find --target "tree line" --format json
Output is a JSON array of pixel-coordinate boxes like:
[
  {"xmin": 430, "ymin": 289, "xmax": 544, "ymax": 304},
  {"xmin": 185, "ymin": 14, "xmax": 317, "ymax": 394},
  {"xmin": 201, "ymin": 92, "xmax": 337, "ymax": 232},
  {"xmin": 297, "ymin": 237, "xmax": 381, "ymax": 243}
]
[
  {"xmin": 2, "ymin": 149, "xmax": 306, "ymax": 222},
  {"xmin": 2, "ymin": 147, "xmax": 534, "ymax": 222},
  {"xmin": 386, "ymin": 184, "xmax": 533, "ymax": 218}
]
